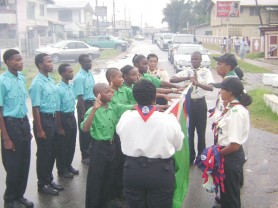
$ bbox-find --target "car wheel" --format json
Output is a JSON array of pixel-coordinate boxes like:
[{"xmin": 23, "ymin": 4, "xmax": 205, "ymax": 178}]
[
  {"xmin": 88, "ymin": 53, "xmax": 95, "ymax": 61},
  {"xmin": 115, "ymin": 44, "xmax": 123, "ymax": 52},
  {"xmin": 51, "ymin": 54, "xmax": 60, "ymax": 63}
]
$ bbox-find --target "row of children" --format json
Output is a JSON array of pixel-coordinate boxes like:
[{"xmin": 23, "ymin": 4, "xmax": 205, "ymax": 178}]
[{"xmin": 0, "ymin": 48, "xmax": 185, "ymax": 208}]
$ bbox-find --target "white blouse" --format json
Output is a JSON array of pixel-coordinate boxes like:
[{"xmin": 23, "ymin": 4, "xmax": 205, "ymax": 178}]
[
  {"xmin": 217, "ymin": 102, "xmax": 250, "ymax": 146},
  {"xmin": 116, "ymin": 110, "xmax": 184, "ymax": 159}
]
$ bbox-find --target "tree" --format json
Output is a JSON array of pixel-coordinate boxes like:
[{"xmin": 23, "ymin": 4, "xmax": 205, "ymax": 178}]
[{"xmin": 162, "ymin": 0, "xmax": 210, "ymax": 33}]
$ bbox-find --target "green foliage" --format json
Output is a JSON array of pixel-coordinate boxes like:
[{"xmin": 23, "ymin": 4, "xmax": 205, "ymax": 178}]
[
  {"xmin": 162, "ymin": 0, "xmax": 210, "ymax": 33},
  {"xmin": 245, "ymin": 52, "xmax": 265, "ymax": 59},
  {"xmin": 248, "ymin": 88, "xmax": 278, "ymax": 134}
]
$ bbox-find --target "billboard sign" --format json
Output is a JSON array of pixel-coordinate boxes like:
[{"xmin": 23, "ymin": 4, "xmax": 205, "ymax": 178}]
[
  {"xmin": 95, "ymin": 6, "xmax": 107, "ymax": 17},
  {"xmin": 216, "ymin": 1, "xmax": 240, "ymax": 17}
]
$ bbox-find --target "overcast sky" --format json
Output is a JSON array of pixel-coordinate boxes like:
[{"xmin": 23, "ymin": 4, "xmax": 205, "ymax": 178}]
[{"xmin": 95, "ymin": 0, "xmax": 171, "ymax": 27}]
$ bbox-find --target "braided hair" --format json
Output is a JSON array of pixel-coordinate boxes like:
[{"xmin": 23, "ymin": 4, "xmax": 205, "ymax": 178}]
[{"xmin": 133, "ymin": 79, "xmax": 156, "ymax": 106}]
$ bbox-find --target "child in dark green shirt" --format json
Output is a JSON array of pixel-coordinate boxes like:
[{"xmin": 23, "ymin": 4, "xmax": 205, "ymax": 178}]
[{"xmin": 81, "ymin": 83, "xmax": 133, "ymax": 208}]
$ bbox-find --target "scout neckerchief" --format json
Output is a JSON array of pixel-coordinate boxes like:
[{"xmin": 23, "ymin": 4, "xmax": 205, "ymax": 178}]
[
  {"xmin": 212, "ymin": 100, "xmax": 241, "ymax": 145},
  {"xmin": 136, "ymin": 105, "xmax": 157, "ymax": 122}
]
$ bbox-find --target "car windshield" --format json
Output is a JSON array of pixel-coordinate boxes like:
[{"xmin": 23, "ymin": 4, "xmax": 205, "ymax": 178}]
[
  {"xmin": 173, "ymin": 36, "xmax": 194, "ymax": 43},
  {"xmin": 52, "ymin": 41, "xmax": 66, "ymax": 48},
  {"xmin": 178, "ymin": 46, "xmax": 206, "ymax": 55},
  {"xmin": 164, "ymin": 34, "xmax": 174, "ymax": 39}
]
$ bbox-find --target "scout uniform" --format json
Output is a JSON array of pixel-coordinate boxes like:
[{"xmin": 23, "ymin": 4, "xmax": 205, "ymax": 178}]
[
  {"xmin": 29, "ymin": 72, "xmax": 57, "ymax": 189},
  {"xmin": 0, "ymin": 71, "xmax": 32, "ymax": 204},
  {"xmin": 73, "ymin": 68, "xmax": 95, "ymax": 161},
  {"xmin": 214, "ymin": 100, "xmax": 249, "ymax": 207},
  {"xmin": 147, "ymin": 68, "xmax": 170, "ymax": 82},
  {"xmin": 55, "ymin": 80, "xmax": 77, "ymax": 175},
  {"xmin": 175, "ymin": 66, "xmax": 214, "ymax": 164},
  {"xmin": 141, "ymin": 73, "xmax": 161, "ymax": 88},
  {"xmin": 81, "ymin": 103, "xmax": 132, "ymax": 208}
]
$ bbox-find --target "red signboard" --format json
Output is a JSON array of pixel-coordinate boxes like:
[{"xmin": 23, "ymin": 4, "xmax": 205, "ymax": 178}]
[{"xmin": 216, "ymin": 1, "xmax": 240, "ymax": 17}]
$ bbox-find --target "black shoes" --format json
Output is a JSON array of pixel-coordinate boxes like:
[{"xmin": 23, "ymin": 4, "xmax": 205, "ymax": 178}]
[
  {"xmin": 50, "ymin": 181, "xmax": 64, "ymax": 191},
  {"xmin": 68, "ymin": 166, "xmax": 79, "ymax": 175},
  {"xmin": 58, "ymin": 171, "xmax": 74, "ymax": 178},
  {"xmin": 38, "ymin": 185, "xmax": 59, "ymax": 196},
  {"xmin": 17, "ymin": 197, "xmax": 34, "ymax": 208}
]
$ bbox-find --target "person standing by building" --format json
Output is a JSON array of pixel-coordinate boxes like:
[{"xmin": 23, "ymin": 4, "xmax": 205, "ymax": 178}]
[
  {"xmin": 116, "ymin": 79, "xmax": 184, "ymax": 208},
  {"xmin": 170, "ymin": 51, "xmax": 214, "ymax": 164},
  {"xmin": 234, "ymin": 37, "xmax": 240, "ymax": 55},
  {"xmin": 240, "ymin": 37, "xmax": 248, "ymax": 60},
  {"xmin": 29, "ymin": 53, "xmax": 63, "ymax": 195},
  {"xmin": 73, "ymin": 54, "xmax": 96, "ymax": 165},
  {"xmin": 55, "ymin": 64, "xmax": 79, "ymax": 178},
  {"xmin": 227, "ymin": 35, "xmax": 232, "ymax": 53},
  {"xmin": 0, "ymin": 49, "xmax": 34, "ymax": 208}
]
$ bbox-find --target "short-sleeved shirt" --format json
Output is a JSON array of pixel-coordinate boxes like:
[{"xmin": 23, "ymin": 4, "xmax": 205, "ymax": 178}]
[
  {"xmin": 56, "ymin": 81, "xmax": 75, "ymax": 113},
  {"xmin": 217, "ymin": 100, "xmax": 250, "ymax": 146},
  {"xmin": 0, "ymin": 71, "xmax": 28, "ymax": 118},
  {"xmin": 111, "ymin": 86, "xmax": 136, "ymax": 105},
  {"xmin": 175, "ymin": 66, "xmax": 214, "ymax": 99},
  {"xmin": 81, "ymin": 103, "xmax": 132, "ymax": 141},
  {"xmin": 122, "ymin": 82, "xmax": 133, "ymax": 89},
  {"xmin": 29, "ymin": 72, "xmax": 56, "ymax": 113},
  {"xmin": 73, "ymin": 69, "xmax": 96, "ymax": 101},
  {"xmin": 148, "ymin": 68, "xmax": 170, "ymax": 82},
  {"xmin": 141, "ymin": 73, "xmax": 161, "ymax": 88}
]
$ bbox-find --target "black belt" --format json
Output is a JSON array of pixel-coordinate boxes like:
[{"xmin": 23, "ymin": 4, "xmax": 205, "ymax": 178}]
[
  {"xmin": 94, "ymin": 138, "xmax": 114, "ymax": 144},
  {"xmin": 60, "ymin": 112, "xmax": 75, "ymax": 117},
  {"xmin": 191, "ymin": 97, "xmax": 205, "ymax": 102},
  {"xmin": 4, "ymin": 116, "xmax": 28, "ymax": 122},
  {"xmin": 40, "ymin": 112, "xmax": 56, "ymax": 118},
  {"xmin": 127, "ymin": 156, "xmax": 171, "ymax": 163}
]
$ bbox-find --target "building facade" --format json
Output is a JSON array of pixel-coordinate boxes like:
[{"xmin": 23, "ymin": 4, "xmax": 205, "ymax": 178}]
[{"xmin": 208, "ymin": 0, "xmax": 278, "ymax": 37}]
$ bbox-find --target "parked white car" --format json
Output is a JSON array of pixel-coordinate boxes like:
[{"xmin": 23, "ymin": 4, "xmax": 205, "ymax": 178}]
[
  {"xmin": 173, "ymin": 44, "xmax": 211, "ymax": 72},
  {"xmin": 158, "ymin": 33, "xmax": 174, "ymax": 50},
  {"xmin": 35, "ymin": 40, "xmax": 100, "ymax": 63}
]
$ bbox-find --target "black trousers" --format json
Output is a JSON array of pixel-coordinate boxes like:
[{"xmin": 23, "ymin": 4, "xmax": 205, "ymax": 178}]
[
  {"xmin": 55, "ymin": 112, "xmax": 77, "ymax": 174},
  {"xmin": 1, "ymin": 116, "xmax": 32, "ymax": 202},
  {"xmin": 188, "ymin": 97, "xmax": 207, "ymax": 164},
  {"xmin": 34, "ymin": 113, "xmax": 56, "ymax": 187},
  {"xmin": 86, "ymin": 139, "xmax": 117, "ymax": 208},
  {"xmin": 77, "ymin": 100, "xmax": 94, "ymax": 160},
  {"xmin": 220, "ymin": 146, "xmax": 245, "ymax": 208},
  {"xmin": 123, "ymin": 157, "xmax": 175, "ymax": 208}
]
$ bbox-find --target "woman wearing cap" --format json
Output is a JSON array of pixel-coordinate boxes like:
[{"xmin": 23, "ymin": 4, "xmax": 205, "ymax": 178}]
[{"xmin": 213, "ymin": 77, "xmax": 252, "ymax": 208}]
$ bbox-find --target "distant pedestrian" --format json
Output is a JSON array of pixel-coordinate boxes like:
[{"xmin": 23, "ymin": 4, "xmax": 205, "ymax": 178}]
[
  {"xmin": 29, "ymin": 53, "xmax": 64, "ymax": 195},
  {"xmin": 55, "ymin": 64, "xmax": 79, "ymax": 179},
  {"xmin": 240, "ymin": 37, "xmax": 248, "ymax": 60},
  {"xmin": 234, "ymin": 37, "xmax": 240, "ymax": 55},
  {"xmin": 221, "ymin": 37, "xmax": 227, "ymax": 54},
  {"xmin": 0, "ymin": 49, "xmax": 34, "ymax": 208},
  {"xmin": 73, "ymin": 54, "xmax": 96, "ymax": 165}
]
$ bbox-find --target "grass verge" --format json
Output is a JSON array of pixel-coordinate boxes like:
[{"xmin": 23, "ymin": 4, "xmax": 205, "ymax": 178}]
[
  {"xmin": 248, "ymin": 88, "xmax": 278, "ymax": 134},
  {"xmin": 245, "ymin": 52, "xmax": 264, "ymax": 59},
  {"xmin": 99, "ymin": 49, "xmax": 121, "ymax": 60}
]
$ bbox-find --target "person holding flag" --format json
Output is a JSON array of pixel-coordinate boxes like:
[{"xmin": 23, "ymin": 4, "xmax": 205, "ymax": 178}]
[{"xmin": 116, "ymin": 79, "xmax": 184, "ymax": 208}]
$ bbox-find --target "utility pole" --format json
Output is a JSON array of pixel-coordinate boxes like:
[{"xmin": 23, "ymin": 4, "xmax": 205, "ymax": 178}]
[
  {"xmin": 113, "ymin": 0, "xmax": 115, "ymax": 35},
  {"xmin": 96, "ymin": 0, "xmax": 99, "ymax": 35}
]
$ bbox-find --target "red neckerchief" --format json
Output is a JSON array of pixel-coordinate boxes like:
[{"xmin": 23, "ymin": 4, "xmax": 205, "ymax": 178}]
[{"xmin": 136, "ymin": 105, "xmax": 157, "ymax": 122}]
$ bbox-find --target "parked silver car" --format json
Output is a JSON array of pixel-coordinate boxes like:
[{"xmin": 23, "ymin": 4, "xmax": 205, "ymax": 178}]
[
  {"xmin": 173, "ymin": 44, "xmax": 211, "ymax": 72},
  {"xmin": 35, "ymin": 40, "xmax": 100, "ymax": 63}
]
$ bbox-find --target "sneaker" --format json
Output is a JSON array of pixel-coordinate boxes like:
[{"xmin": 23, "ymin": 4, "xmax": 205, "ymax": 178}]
[
  {"xmin": 17, "ymin": 197, "xmax": 34, "ymax": 208},
  {"xmin": 68, "ymin": 166, "xmax": 79, "ymax": 175},
  {"xmin": 49, "ymin": 181, "xmax": 64, "ymax": 191},
  {"xmin": 38, "ymin": 185, "xmax": 59, "ymax": 196},
  {"xmin": 58, "ymin": 172, "xmax": 74, "ymax": 178}
]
